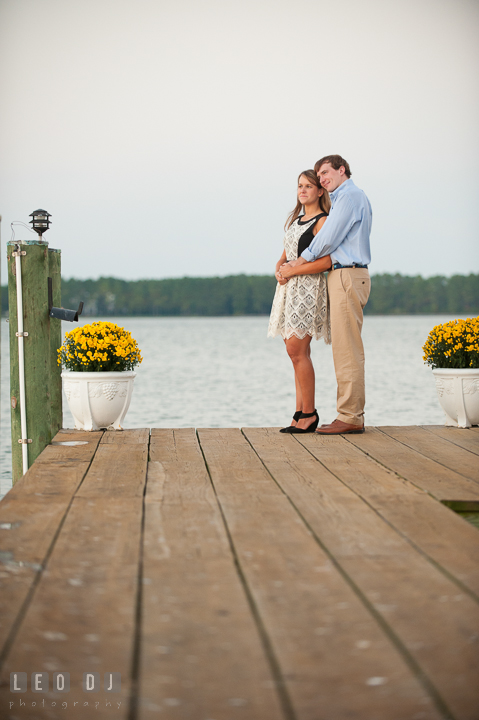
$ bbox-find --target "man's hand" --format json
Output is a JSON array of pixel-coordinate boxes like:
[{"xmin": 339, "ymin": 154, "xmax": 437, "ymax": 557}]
[
  {"xmin": 279, "ymin": 262, "xmax": 295, "ymax": 279},
  {"xmin": 280, "ymin": 257, "xmax": 307, "ymax": 278},
  {"xmin": 275, "ymin": 270, "xmax": 288, "ymax": 285}
]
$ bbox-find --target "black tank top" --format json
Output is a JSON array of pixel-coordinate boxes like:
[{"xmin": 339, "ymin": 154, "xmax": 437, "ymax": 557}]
[{"xmin": 297, "ymin": 213, "xmax": 328, "ymax": 258}]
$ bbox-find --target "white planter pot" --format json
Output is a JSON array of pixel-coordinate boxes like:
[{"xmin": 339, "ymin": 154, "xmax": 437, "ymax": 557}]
[
  {"xmin": 62, "ymin": 371, "xmax": 136, "ymax": 431},
  {"xmin": 432, "ymin": 368, "xmax": 479, "ymax": 428}
]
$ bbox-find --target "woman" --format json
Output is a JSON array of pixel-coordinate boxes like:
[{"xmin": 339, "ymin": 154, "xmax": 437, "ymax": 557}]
[{"xmin": 267, "ymin": 169, "xmax": 332, "ymax": 433}]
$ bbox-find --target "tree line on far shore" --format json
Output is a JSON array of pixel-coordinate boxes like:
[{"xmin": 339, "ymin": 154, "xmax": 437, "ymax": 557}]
[{"xmin": 1, "ymin": 273, "xmax": 478, "ymax": 317}]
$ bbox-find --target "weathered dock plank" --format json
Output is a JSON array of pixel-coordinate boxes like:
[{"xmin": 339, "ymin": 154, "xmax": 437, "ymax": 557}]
[
  {"xmin": 75, "ymin": 443, "xmax": 148, "ymax": 498},
  {"xmin": 101, "ymin": 428, "xmax": 151, "ymax": 445},
  {"xmin": 6, "ymin": 429, "xmax": 103, "ymax": 495},
  {"xmin": 0, "ymin": 498, "xmax": 66, "ymax": 652},
  {"xmin": 346, "ymin": 426, "xmax": 479, "ymax": 501},
  {"xmin": 199, "ymin": 428, "xmax": 443, "ymax": 720},
  {"xmin": 378, "ymin": 425, "xmax": 479, "ymax": 484},
  {"xmin": 0, "ymin": 425, "xmax": 478, "ymax": 720},
  {"xmin": 137, "ymin": 429, "xmax": 284, "ymax": 719},
  {"xmin": 0, "ymin": 429, "xmax": 149, "ymax": 720},
  {"xmin": 422, "ymin": 425, "xmax": 479, "ymax": 456},
  {"xmin": 247, "ymin": 428, "xmax": 479, "ymax": 720},
  {"xmin": 0, "ymin": 430, "xmax": 102, "ymax": 655},
  {"xmin": 297, "ymin": 432, "xmax": 479, "ymax": 599}
]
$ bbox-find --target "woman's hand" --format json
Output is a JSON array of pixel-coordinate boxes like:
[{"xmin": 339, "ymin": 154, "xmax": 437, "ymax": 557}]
[
  {"xmin": 279, "ymin": 262, "xmax": 296, "ymax": 279},
  {"xmin": 275, "ymin": 269, "xmax": 288, "ymax": 285}
]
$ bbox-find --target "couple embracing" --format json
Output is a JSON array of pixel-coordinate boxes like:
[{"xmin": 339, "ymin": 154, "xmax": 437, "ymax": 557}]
[{"xmin": 267, "ymin": 155, "xmax": 372, "ymax": 435}]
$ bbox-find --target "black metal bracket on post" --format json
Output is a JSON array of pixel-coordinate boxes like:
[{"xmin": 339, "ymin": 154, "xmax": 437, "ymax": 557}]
[{"xmin": 48, "ymin": 277, "xmax": 84, "ymax": 322}]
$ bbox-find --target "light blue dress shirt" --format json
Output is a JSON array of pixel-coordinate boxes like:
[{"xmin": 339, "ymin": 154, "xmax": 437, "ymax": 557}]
[{"xmin": 301, "ymin": 178, "xmax": 372, "ymax": 266}]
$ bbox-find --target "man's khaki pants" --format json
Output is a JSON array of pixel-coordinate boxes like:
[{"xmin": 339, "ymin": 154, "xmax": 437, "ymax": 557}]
[{"xmin": 327, "ymin": 268, "xmax": 371, "ymax": 426}]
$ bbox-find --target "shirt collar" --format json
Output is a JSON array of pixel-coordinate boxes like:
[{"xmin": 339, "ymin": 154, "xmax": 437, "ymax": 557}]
[{"xmin": 330, "ymin": 177, "xmax": 354, "ymax": 202}]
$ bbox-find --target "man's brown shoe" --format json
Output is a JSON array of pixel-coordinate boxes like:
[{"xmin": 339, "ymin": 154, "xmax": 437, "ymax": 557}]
[{"xmin": 315, "ymin": 419, "xmax": 365, "ymax": 435}]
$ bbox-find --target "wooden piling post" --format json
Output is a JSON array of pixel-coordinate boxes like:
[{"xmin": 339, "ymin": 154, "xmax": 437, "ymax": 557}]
[{"xmin": 7, "ymin": 240, "xmax": 63, "ymax": 482}]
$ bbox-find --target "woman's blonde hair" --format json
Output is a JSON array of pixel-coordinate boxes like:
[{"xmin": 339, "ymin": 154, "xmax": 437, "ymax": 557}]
[{"xmin": 285, "ymin": 169, "xmax": 331, "ymax": 230}]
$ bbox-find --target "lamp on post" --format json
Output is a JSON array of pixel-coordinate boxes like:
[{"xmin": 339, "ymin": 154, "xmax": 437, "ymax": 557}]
[{"xmin": 29, "ymin": 209, "xmax": 51, "ymax": 237}]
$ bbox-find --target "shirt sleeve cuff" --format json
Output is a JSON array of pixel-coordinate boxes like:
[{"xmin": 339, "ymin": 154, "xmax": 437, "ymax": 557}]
[{"xmin": 301, "ymin": 248, "xmax": 316, "ymax": 262}]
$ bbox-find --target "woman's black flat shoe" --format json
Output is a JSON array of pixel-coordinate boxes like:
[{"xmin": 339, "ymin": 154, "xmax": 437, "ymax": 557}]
[
  {"xmin": 288, "ymin": 410, "xmax": 319, "ymax": 434},
  {"xmin": 279, "ymin": 410, "xmax": 302, "ymax": 433}
]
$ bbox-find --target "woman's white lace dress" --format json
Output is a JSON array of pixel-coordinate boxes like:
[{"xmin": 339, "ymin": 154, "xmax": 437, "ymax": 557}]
[{"xmin": 267, "ymin": 217, "xmax": 331, "ymax": 342}]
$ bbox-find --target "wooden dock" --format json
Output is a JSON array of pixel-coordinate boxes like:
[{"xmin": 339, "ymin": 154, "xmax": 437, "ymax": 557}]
[{"xmin": 0, "ymin": 425, "xmax": 478, "ymax": 720}]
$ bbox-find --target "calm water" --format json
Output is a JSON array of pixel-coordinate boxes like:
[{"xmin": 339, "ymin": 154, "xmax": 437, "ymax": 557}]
[{"xmin": 0, "ymin": 314, "xmax": 457, "ymax": 497}]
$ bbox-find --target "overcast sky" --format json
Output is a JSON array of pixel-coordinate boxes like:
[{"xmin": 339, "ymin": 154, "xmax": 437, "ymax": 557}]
[{"xmin": 1, "ymin": 0, "xmax": 478, "ymax": 283}]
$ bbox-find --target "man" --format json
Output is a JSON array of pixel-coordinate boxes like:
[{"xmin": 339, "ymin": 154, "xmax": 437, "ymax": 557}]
[{"xmin": 280, "ymin": 154, "xmax": 372, "ymax": 434}]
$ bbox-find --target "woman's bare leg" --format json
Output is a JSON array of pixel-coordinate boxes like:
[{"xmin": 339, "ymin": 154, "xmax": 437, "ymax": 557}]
[
  {"xmin": 294, "ymin": 370, "xmax": 303, "ymax": 416},
  {"xmin": 285, "ymin": 335, "xmax": 316, "ymax": 430},
  {"xmin": 284, "ymin": 339, "xmax": 304, "ymax": 426}
]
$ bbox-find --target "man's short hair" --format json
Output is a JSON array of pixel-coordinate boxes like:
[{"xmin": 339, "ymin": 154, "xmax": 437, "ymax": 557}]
[{"xmin": 314, "ymin": 155, "xmax": 351, "ymax": 178}]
